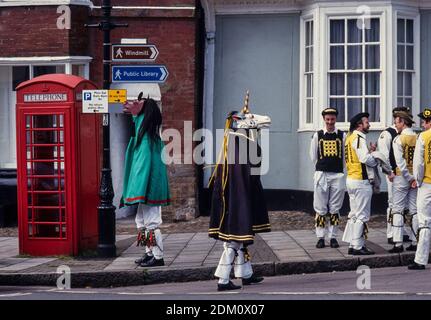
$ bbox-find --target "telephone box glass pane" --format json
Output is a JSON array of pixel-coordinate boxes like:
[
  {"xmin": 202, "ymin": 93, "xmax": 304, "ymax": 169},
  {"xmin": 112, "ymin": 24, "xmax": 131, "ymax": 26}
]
[
  {"xmin": 29, "ymin": 224, "xmax": 61, "ymax": 238},
  {"xmin": 32, "ymin": 208, "xmax": 61, "ymax": 223}
]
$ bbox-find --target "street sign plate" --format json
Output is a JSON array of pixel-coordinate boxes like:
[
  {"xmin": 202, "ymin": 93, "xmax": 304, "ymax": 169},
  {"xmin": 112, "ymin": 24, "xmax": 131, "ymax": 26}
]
[
  {"xmin": 112, "ymin": 65, "xmax": 169, "ymax": 83},
  {"xmin": 82, "ymin": 90, "xmax": 109, "ymax": 113},
  {"xmin": 112, "ymin": 44, "xmax": 159, "ymax": 62},
  {"xmin": 108, "ymin": 89, "xmax": 127, "ymax": 103}
]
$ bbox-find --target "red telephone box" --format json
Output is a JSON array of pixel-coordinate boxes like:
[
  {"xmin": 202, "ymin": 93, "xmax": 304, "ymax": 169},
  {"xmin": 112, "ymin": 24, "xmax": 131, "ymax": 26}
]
[{"xmin": 15, "ymin": 74, "xmax": 102, "ymax": 256}]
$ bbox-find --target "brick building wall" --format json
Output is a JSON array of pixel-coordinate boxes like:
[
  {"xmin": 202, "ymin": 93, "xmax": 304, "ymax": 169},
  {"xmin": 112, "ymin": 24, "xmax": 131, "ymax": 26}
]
[{"xmin": 0, "ymin": 1, "xmax": 202, "ymax": 222}]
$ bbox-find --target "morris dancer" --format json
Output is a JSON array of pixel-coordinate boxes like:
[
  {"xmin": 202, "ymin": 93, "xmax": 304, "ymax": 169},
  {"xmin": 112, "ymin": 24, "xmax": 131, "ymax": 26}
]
[
  {"xmin": 309, "ymin": 107, "xmax": 345, "ymax": 249},
  {"xmin": 209, "ymin": 92, "xmax": 271, "ymax": 291},
  {"xmin": 121, "ymin": 95, "xmax": 171, "ymax": 268}
]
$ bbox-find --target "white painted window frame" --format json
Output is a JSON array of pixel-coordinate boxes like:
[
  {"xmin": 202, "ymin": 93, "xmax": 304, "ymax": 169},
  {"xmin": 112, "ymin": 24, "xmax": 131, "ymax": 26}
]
[
  {"xmin": 299, "ymin": 5, "xmax": 390, "ymax": 132},
  {"xmin": 393, "ymin": 7, "xmax": 420, "ymax": 129},
  {"xmin": 327, "ymin": 15, "xmax": 383, "ymax": 124},
  {"xmin": 299, "ymin": 12, "xmax": 316, "ymax": 130},
  {"xmin": 0, "ymin": 56, "xmax": 91, "ymax": 168}
]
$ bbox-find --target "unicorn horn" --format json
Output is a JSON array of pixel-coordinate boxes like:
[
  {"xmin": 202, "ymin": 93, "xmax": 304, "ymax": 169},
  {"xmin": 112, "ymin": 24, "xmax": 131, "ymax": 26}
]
[{"xmin": 241, "ymin": 90, "xmax": 250, "ymax": 114}]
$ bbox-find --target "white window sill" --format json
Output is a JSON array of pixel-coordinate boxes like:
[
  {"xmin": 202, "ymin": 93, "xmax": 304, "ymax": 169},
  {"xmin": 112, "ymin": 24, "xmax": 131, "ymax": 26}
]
[{"xmin": 0, "ymin": 0, "xmax": 91, "ymax": 7}]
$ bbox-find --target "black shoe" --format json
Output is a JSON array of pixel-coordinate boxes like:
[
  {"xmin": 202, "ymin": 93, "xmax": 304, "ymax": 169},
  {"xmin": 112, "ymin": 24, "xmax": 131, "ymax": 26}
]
[
  {"xmin": 387, "ymin": 237, "xmax": 394, "ymax": 244},
  {"xmin": 242, "ymin": 275, "xmax": 264, "ymax": 286},
  {"xmin": 316, "ymin": 238, "xmax": 325, "ymax": 248},
  {"xmin": 217, "ymin": 281, "xmax": 242, "ymax": 291},
  {"xmin": 352, "ymin": 247, "xmax": 375, "ymax": 255},
  {"xmin": 330, "ymin": 238, "xmax": 339, "ymax": 248},
  {"xmin": 403, "ymin": 235, "xmax": 412, "ymax": 242},
  {"xmin": 348, "ymin": 247, "xmax": 354, "ymax": 255},
  {"xmin": 388, "ymin": 245, "xmax": 404, "ymax": 253},
  {"xmin": 408, "ymin": 262, "xmax": 426, "ymax": 270},
  {"xmin": 140, "ymin": 256, "xmax": 165, "ymax": 267},
  {"xmin": 135, "ymin": 254, "xmax": 152, "ymax": 265},
  {"xmin": 406, "ymin": 244, "xmax": 417, "ymax": 251}
]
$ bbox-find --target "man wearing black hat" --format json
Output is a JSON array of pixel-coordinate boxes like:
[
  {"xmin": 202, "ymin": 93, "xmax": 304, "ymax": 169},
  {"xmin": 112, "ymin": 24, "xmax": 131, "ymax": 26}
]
[
  {"xmin": 342, "ymin": 112, "xmax": 377, "ymax": 255},
  {"xmin": 377, "ymin": 107, "xmax": 412, "ymax": 244},
  {"xmin": 309, "ymin": 108, "xmax": 345, "ymax": 249},
  {"xmin": 409, "ymin": 109, "xmax": 431, "ymax": 270},
  {"xmin": 389, "ymin": 111, "xmax": 418, "ymax": 253}
]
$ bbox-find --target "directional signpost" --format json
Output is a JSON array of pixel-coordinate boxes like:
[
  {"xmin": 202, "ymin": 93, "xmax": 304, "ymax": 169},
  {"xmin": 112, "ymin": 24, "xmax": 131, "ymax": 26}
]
[
  {"xmin": 112, "ymin": 44, "xmax": 159, "ymax": 62},
  {"xmin": 112, "ymin": 65, "xmax": 169, "ymax": 83}
]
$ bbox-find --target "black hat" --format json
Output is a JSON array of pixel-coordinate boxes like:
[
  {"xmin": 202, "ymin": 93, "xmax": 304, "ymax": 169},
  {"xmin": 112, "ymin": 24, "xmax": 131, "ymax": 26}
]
[
  {"xmin": 349, "ymin": 112, "xmax": 369, "ymax": 131},
  {"xmin": 392, "ymin": 106, "xmax": 411, "ymax": 115},
  {"xmin": 393, "ymin": 110, "xmax": 415, "ymax": 124},
  {"xmin": 321, "ymin": 107, "xmax": 338, "ymax": 117},
  {"xmin": 418, "ymin": 108, "xmax": 431, "ymax": 120}
]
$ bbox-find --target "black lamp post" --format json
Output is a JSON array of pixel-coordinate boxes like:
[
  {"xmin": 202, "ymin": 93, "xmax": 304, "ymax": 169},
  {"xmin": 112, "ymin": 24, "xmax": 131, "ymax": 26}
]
[{"xmin": 85, "ymin": 0, "xmax": 127, "ymax": 257}]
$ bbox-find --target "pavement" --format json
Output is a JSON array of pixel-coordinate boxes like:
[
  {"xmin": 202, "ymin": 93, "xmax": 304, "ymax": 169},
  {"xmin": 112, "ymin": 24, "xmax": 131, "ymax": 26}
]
[{"xmin": 0, "ymin": 227, "xmax": 428, "ymax": 288}]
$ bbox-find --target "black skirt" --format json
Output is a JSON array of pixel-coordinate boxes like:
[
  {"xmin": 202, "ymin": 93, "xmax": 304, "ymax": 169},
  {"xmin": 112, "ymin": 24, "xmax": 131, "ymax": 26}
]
[{"xmin": 208, "ymin": 131, "xmax": 271, "ymax": 245}]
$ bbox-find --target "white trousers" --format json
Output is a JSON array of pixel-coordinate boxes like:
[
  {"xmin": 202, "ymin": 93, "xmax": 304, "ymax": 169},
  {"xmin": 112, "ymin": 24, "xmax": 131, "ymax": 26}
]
[
  {"xmin": 391, "ymin": 176, "xmax": 418, "ymax": 246},
  {"xmin": 386, "ymin": 176, "xmax": 393, "ymax": 239},
  {"xmin": 135, "ymin": 203, "xmax": 163, "ymax": 259},
  {"xmin": 313, "ymin": 172, "xmax": 345, "ymax": 239},
  {"xmin": 415, "ymin": 183, "xmax": 431, "ymax": 266},
  {"xmin": 342, "ymin": 179, "xmax": 373, "ymax": 249},
  {"xmin": 215, "ymin": 241, "xmax": 253, "ymax": 284}
]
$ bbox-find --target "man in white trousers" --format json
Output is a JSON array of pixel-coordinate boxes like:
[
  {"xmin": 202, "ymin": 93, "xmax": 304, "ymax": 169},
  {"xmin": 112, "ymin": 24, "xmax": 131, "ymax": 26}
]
[
  {"xmin": 377, "ymin": 107, "xmax": 412, "ymax": 244},
  {"xmin": 409, "ymin": 109, "xmax": 431, "ymax": 270},
  {"xmin": 309, "ymin": 107, "xmax": 345, "ymax": 249},
  {"xmin": 134, "ymin": 204, "xmax": 164, "ymax": 266},
  {"xmin": 343, "ymin": 112, "xmax": 378, "ymax": 255},
  {"xmin": 389, "ymin": 111, "xmax": 418, "ymax": 253}
]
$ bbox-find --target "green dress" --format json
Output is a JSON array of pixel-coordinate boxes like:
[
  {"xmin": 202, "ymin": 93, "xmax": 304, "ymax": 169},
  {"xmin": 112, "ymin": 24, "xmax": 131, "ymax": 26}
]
[{"xmin": 120, "ymin": 113, "xmax": 171, "ymax": 207}]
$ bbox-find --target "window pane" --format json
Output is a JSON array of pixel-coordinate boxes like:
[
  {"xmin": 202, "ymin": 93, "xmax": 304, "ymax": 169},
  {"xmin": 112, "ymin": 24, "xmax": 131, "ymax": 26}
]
[
  {"xmin": 365, "ymin": 98, "xmax": 380, "ymax": 122},
  {"xmin": 397, "ymin": 97, "xmax": 404, "ymax": 107},
  {"xmin": 13, "ymin": 66, "xmax": 30, "ymax": 90},
  {"xmin": 365, "ymin": 18, "xmax": 380, "ymax": 42},
  {"xmin": 365, "ymin": 72, "xmax": 380, "ymax": 95},
  {"xmin": 406, "ymin": 19, "xmax": 414, "ymax": 44},
  {"xmin": 348, "ymin": 19, "xmax": 362, "ymax": 43},
  {"xmin": 348, "ymin": 98, "xmax": 362, "ymax": 119},
  {"xmin": 406, "ymin": 46, "xmax": 414, "ymax": 70},
  {"xmin": 306, "ymin": 74, "xmax": 313, "ymax": 98},
  {"xmin": 405, "ymin": 98, "xmax": 412, "ymax": 108},
  {"xmin": 330, "ymin": 46, "xmax": 344, "ymax": 69},
  {"xmin": 306, "ymin": 99, "xmax": 313, "ymax": 124},
  {"xmin": 72, "ymin": 65, "xmax": 86, "ymax": 78},
  {"xmin": 306, "ymin": 21, "xmax": 311, "ymax": 46},
  {"xmin": 397, "ymin": 45, "xmax": 405, "ymax": 69},
  {"xmin": 330, "ymin": 73, "xmax": 345, "ymax": 96},
  {"xmin": 310, "ymin": 21, "xmax": 314, "ymax": 44},
  {"xmin": 33, "ymin": 65, "xmax": 65, "ymax": 77},
  {"xmin": 347, "ymin": 73, "xmax": 363, "ymax": 96},
  {"xmin": 330, "ymin": 20, "xmax": 345, "ymax": 43},
  {"xmin": 330, "ymin": 98, "xmax": 346, "ymax": 122},
  {"xmin": 365, "ymin": 45, "xmax": 380, "ymax": 69},
  {"xmin": 397, "ymin": 19, "xmax": 405, "ymax": 43},
  {"xmin": 305, "ymin": 47, "xmax": 311, "ymax": 72},
  {"xmin": 404, "ymin": 72, "xmax": 412, "ymax": 96},
  {"xmin": 347, "ymin": 46, "xmax": 362, "ymax": 69},
  {"xmin": 397, "ymin": 72, "xmax": 404, "ymax": 96}
]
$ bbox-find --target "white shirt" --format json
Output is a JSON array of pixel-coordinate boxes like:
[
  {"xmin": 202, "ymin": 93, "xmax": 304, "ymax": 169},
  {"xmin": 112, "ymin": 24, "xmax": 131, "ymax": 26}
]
[
  {"xmin": 377, "ymin": 126, "xmax": 396, "ymax": 164},
  {"xmin": 351, "ymin": 130, "xmax": 377, "ymax": 167},
  {"xmin": 309, "ymin": 128, "xmax": 346, "ymax": 171},
  {"xmin": 413, "ymin": 128, "xmax": 431, "ymax": 186},
  {"xmin": 393, "ymin": 127, "xmax": 416, "ymax": 183}
]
